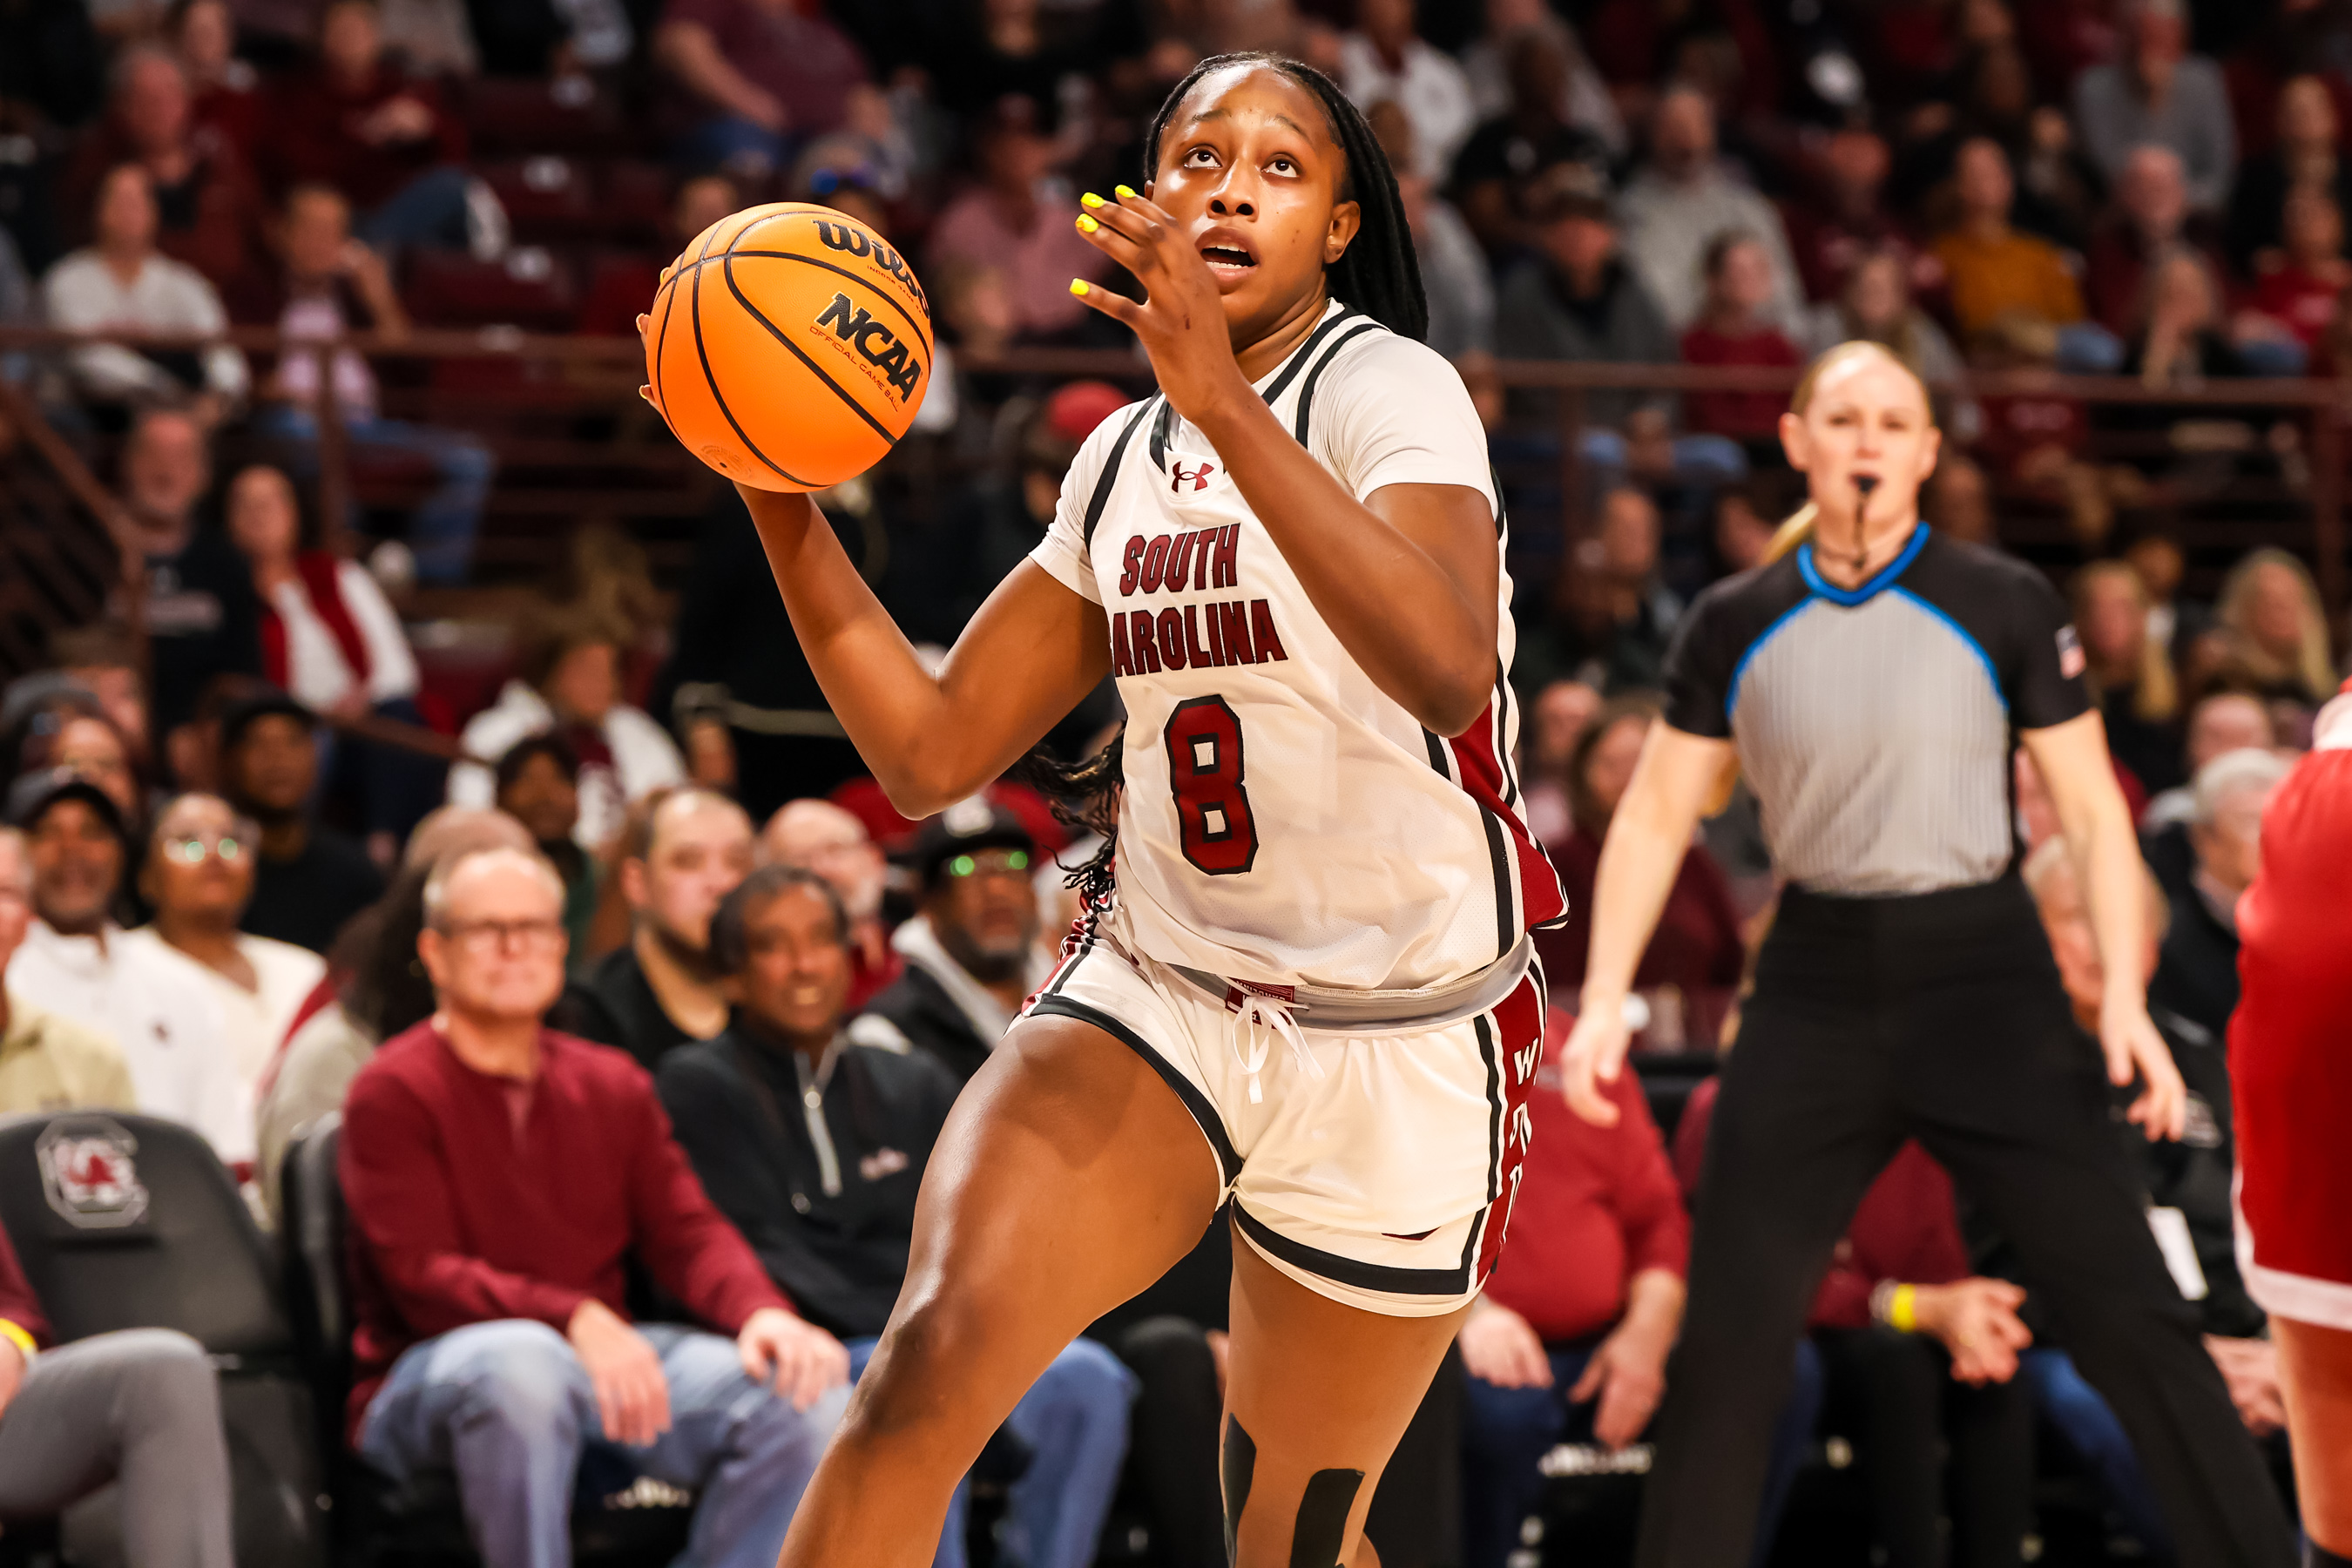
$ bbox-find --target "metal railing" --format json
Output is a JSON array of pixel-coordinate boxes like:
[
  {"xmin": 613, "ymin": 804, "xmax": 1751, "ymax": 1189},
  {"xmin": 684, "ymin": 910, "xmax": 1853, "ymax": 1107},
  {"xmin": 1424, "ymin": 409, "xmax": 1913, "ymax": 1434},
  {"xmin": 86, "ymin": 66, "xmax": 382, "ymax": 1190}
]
[{"xmin": 4, "ymin": 323, "xmax": 2349, "ymax": 760}]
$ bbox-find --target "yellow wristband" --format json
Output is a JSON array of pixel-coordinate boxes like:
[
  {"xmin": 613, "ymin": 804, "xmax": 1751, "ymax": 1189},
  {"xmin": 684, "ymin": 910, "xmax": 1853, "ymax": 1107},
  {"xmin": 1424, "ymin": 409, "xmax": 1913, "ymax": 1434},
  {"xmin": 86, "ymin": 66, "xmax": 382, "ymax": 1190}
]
[
  {"xmin": 1888, "ymin": 1284, "xmax": 1918, "ymax": 1334},
  {"xmin": 0, "ymin": 1319, "xmax": 35, "ymax": 1361}
]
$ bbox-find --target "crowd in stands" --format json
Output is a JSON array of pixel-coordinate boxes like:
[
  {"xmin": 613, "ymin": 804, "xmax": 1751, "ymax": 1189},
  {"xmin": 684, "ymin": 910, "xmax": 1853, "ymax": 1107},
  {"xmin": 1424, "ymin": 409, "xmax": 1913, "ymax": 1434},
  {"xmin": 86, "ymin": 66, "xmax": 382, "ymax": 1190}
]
[{"xmin": 2, "ymin": 0, "xmax": 2351, "ymax": 1562}]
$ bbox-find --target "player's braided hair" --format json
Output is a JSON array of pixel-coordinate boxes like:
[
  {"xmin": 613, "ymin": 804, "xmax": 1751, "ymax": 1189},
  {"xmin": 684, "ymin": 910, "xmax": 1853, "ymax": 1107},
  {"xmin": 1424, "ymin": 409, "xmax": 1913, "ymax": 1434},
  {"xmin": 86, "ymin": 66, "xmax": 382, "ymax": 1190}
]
[
  {"xmin": 1141, "ymin": 52, "xmax": 1428, "ymax": 342},
  {"xmin": 1012, "ymin": 733, "xmax": 1124, "ymax": 910}
]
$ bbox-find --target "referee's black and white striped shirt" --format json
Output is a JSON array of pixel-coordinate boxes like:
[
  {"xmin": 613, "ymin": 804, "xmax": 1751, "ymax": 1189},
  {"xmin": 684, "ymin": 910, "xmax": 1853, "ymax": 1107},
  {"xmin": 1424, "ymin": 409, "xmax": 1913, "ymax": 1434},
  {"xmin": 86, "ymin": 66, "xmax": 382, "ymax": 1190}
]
[{"xmin": 1664, "ymin": 526, "xmax": 2091, "ymax": 896}]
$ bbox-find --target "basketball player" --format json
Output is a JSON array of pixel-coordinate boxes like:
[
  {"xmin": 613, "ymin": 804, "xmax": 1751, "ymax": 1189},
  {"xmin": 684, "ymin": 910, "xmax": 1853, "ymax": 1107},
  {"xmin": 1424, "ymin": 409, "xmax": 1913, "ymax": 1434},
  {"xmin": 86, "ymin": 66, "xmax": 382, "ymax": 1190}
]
[
  {"xmin": 654, "ymin": 55, "xmax": 1561, "ymax": 1568},
  {"xmin": 2231, "ymin": 680, "xmax": 2352, "ymax": 1568},
  {"xmin": 1558, "ymin": 341, "xmax": 2295, "ymax": 1567}
]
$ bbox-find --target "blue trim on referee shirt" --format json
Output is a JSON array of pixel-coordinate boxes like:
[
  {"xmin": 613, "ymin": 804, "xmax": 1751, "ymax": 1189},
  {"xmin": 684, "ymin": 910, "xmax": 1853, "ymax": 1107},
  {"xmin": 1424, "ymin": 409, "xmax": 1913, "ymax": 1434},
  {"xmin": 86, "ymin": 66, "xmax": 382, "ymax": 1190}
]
[
  {"xmin": 1890, "ymin": 586, "xmax": 2006, "ymax": 713},
  {"xmin": 1795, "ymin": 524, "xmax": 1930, "ymax": 605},
  {"xmin": 1725, "ymin": 597, "xmax": 1818, "ymax": 725}
]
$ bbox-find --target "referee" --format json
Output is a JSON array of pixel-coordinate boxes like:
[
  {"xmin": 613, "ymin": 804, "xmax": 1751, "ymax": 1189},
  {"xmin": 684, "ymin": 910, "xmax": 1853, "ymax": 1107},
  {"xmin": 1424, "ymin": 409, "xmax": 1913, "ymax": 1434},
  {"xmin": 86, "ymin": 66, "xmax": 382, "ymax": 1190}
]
[{"xmin": 1561, "ymin": 341, "xmax": 2295, "ymax": 1568}]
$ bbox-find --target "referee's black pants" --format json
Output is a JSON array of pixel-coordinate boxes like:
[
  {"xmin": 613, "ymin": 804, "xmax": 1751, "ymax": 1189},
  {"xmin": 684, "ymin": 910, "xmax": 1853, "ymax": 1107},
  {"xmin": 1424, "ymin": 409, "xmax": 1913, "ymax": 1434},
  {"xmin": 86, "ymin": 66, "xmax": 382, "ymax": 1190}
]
[{"xmin": 1633, "ymin": 875, "xmax": 2295, "ymax": 1568}]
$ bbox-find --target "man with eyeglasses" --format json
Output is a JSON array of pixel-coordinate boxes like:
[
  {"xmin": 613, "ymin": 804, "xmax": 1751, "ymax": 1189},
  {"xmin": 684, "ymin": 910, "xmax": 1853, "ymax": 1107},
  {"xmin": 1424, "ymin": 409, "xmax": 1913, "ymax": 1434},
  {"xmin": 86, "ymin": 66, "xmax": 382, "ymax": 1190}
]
[
  {"xmin": 3, "ymin": 769, "xmax": 250, "ymax": 1166},
  {"xmin": 0, "ymin": 825, "xmax": 137, "ymax": 1116},
  {"xmin": 120, "ymin": 793, "xmax": 327, "ymax": 1111},
  {"xmin": 860, "ymin": 799, "xmax": 1053, "ymax": 1085},
  {"xmin": 341, "ymin": 844, "xmax": 848, "ymax": 1568}
]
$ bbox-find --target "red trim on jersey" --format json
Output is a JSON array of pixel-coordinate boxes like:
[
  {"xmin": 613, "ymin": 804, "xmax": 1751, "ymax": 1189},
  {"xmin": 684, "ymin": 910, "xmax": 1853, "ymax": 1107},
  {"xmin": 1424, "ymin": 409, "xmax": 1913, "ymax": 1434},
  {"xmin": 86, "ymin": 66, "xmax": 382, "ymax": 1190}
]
[
  {"xmin": 1445, "ymin": 703, "xmax": 1569, "ymax": 935},
  {"xmin": 1476, "ymin": 973, "xmax": 1548, "ymax": 1284}
]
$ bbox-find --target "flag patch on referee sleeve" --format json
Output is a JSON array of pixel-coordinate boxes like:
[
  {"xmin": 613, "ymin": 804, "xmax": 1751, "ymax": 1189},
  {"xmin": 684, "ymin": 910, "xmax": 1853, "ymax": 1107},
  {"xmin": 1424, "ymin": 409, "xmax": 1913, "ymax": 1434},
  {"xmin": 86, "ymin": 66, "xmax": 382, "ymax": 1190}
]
[{"xmin": 2057, "ymin": 625, "xmax": 2085, "ymax": 679}]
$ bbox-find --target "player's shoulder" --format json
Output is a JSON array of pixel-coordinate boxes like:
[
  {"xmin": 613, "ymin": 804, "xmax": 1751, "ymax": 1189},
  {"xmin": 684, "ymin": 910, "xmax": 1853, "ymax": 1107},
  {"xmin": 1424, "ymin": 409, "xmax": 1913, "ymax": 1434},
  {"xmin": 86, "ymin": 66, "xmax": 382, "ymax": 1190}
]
[
  {"xmin": 1315, "ymin": 317, "xmax": 1463, "ymax": 396},
  {"xmin": 1681, "ymin": 551, "xmax": 1809, "ymax": 645},
  {"xmin": 1904, "ymin": 531, "xmax": 2065, "ymax": 623}
]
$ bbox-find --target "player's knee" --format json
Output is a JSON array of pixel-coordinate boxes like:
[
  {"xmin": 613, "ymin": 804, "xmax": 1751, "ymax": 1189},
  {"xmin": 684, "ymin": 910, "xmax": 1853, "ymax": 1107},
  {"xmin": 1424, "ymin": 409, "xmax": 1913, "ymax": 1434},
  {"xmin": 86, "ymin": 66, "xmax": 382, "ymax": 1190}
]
[{"xmin": 841, "ymin": 1288, "xmax": 990, "ymax": 1440}]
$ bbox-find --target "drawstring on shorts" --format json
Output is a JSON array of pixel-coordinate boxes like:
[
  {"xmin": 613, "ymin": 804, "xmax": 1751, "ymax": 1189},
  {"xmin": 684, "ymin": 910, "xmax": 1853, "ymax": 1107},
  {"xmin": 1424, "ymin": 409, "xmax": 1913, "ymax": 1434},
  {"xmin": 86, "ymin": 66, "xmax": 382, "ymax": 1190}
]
[{"xmin": 1227, "ymin": 990, "xmax": 1320, "ymax": 1104}]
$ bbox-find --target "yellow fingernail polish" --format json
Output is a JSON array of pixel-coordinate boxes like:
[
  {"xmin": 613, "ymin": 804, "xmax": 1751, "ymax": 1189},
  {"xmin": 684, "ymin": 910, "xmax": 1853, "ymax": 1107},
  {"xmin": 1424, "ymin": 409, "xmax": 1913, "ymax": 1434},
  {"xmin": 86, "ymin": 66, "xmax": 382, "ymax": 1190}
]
[
  {"xmin": 1115, "ymin": 185, "xmax": 1137, "ymax": 199},
  {"xmin": 1070, "ymin": 279, "xmax": 1090, "ymax": 296},
  {"xmin": 1080, "ymin": 192, "xmax": 1105, "ymax": 208},
  {"xmin": 1076, "ymin": 214, "xmax": 1098, "ymax": 233}
]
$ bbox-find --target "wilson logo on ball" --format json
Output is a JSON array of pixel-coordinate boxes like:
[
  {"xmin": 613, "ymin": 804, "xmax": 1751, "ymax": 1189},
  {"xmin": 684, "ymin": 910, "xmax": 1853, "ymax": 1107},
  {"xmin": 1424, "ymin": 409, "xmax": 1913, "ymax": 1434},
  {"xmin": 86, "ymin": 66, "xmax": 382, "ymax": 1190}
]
[
  {"xmin": 813, "ymin": 292, "xmax": 924, "ymax": 402},
  {"xmin": 813, "ymin": 221, "xmax": 930, "ymax": 316}
]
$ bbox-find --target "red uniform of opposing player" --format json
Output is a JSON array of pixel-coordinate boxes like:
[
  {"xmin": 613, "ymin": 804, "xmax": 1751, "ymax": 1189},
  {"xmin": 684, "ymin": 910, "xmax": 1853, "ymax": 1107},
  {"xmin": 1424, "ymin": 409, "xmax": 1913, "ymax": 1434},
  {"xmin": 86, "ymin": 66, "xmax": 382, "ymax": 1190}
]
[{"xmin": 2231, "ymin": 681, "xmax": 2352, "ymax": 1565}]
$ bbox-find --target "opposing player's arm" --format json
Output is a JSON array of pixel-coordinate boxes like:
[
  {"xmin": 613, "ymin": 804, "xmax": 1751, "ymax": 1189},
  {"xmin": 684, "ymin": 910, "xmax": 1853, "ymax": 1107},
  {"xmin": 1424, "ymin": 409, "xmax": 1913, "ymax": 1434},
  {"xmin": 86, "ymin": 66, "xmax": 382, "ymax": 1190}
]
[
  {"xmin": 739, "ymin": 486, "xmax": 1111, "ymax": 818},
  {"xmin": 1071, "ymin": 190, "xmax": 1497, "ymax": 736},
  {"xmin": 1559, "ymin": 723, "xmax": 1734, "ymax": 1124}
]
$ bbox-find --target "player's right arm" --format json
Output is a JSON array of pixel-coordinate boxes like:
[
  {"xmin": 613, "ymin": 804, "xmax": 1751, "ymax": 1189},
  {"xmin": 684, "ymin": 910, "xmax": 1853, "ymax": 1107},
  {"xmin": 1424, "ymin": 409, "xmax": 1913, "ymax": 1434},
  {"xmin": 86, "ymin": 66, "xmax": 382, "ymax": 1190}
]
[
  {"xmin": 737, "ymin": 486, "xmax": 1110, "ymax": 819},
  {"xmin": 1559, "ymin": 723, "xmax": 1733, "ymax": 1125}
]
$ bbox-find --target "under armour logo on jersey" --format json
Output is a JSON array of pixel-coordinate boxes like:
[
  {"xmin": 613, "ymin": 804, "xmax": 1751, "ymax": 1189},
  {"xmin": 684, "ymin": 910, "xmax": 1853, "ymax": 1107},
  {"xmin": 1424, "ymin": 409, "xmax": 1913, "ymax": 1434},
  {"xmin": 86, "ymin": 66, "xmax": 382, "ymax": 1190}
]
[{"xmin": 1170, "ymin": 458, "xmax": 1216, "ymax": 493}]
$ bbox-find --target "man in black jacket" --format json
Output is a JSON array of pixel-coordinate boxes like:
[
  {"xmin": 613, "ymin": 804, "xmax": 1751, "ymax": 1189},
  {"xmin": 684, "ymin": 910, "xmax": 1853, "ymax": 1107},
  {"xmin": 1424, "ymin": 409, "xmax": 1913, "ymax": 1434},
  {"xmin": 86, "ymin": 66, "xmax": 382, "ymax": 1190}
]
[
  {"xmin": 2148, "ymin": 747, "xmax": 2290, "ymax": 1043},
  {"xmin": 858, "ymin": 800, "xmax": 1054, "ymax": 1085},
  {"xmin": 658, "ymin": 867, "xmax": 1135, "ymax": 1568},
  {"xmin": 555, "ymin": 784, "xmax": 751, "ymax": 1071}
]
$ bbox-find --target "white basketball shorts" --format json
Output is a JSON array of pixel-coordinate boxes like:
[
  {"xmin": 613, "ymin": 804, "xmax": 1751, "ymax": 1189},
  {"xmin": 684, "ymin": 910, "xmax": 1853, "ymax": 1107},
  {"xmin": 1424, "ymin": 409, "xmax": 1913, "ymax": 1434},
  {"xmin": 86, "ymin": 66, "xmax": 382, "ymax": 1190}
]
[{"xmin": 1024, "ymin": 927, "xmax": 1547, "ymax": 1317}]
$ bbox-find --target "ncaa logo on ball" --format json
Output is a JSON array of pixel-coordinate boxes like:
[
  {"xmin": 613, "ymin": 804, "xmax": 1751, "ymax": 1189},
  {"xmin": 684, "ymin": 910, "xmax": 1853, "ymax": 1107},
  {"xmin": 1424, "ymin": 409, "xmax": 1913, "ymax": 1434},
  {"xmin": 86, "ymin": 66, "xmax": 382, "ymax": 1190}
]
[{"xmin": 812, "ymin": 292, "xmax": 924, "ymax": 403}]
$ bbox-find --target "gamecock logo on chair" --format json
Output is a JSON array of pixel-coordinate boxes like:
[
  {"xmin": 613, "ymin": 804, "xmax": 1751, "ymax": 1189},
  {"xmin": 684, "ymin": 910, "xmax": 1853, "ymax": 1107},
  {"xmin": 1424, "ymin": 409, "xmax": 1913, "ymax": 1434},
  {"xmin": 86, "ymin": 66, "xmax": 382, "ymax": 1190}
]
[{"xmin": 37, "ymin": 1118, "xmax": 151, "ymax": 1229}]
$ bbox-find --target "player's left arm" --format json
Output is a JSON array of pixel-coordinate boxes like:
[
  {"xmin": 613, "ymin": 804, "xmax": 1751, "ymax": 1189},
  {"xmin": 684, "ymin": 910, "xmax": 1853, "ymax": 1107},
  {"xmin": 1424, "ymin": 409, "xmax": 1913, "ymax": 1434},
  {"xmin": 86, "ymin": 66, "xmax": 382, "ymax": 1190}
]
[
  {"xmin": 2022, "ymin": 713, "xmax": 2187, "ymax": 1141},
  {"xmin": 1072, "ymin": 191, "xmax": 1497, "ymax": 736}
]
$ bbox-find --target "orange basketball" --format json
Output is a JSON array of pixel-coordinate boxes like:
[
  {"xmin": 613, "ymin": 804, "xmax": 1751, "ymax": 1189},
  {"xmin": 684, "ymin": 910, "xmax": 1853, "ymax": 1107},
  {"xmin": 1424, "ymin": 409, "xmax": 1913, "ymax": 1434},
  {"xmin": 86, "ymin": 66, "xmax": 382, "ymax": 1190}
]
[{"xmin": 644, "ymin": 203, "xmax": 933, "ymax": 491}]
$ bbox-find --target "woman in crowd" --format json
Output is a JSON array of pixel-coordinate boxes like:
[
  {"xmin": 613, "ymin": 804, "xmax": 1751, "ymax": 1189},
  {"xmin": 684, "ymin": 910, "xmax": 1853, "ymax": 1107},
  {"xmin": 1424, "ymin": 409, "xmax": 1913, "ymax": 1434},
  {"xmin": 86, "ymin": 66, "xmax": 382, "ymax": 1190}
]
[
  {"xmin": 2208, "ymin": 548, "xmax": 2339, "ymax": 713},
  {"xmin": 447, "ymin": 605, "xmax": 685, "ymax": 854},
  {"xmin": 2072, "ymin": 560, "xmax": 2185, "ymax": 796},
  {"xmin": 223, "ymin": 462, "xmax": 438, "ymax": 847},
  {"xmin": 1680, "ymin": 231, "xmax": 1804, "ymax": 460},
  {"xmin": 1534, "ymin": 693, "xmax": 1745, "ymax": 1050},
  {"xmin": 1804, "ymin": 247, "xmax": 1976, "ymax": 442}
]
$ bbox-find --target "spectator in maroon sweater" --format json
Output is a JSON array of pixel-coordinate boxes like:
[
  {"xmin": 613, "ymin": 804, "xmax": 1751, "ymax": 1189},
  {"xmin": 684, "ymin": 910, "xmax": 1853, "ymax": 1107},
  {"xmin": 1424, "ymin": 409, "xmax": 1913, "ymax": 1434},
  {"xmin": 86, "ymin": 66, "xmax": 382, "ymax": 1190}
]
[
  {"xmin": 341, "ymin": 844, "xmax": 848, "ymax": 1568},
  {"xmin": 60, "ymin": 43, "xmax": 270, "ymax": 295},
  {"xmin": 1675, "ymin": 1077, "xmax": 2038, "ymax": 1568},
  {"xmin": 0, "ymin": 1218, "xmax": 235, "ymax": 1568},
  {"xmin": 1534, "ymin": 694, "xmax": 1745, "ymax": 1051},
  {"xmin": 1680, "ymin": 230, "xmax": 1805, "ymax": 459},
  {"xmin": 260, "ymin": 0, "xmax": 476, "ymax": 258},
  {"xmin": 1461, "ymin": 1017, "xmax": 1815, "ymax": 1568}
]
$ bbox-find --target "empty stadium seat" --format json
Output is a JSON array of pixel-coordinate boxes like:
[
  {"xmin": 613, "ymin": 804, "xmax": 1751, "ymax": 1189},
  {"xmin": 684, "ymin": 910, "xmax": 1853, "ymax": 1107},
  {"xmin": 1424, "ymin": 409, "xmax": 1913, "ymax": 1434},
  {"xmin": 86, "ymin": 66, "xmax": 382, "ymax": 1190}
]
[
  {"xmin": 402, "ymin": 247, "xmax": 580, "ymax": 333},
  {"xmin": 459, "ymin": 76, "xmax": 627, "ymax": 159},
  {"xmin": 476, "ymin": 158, "xmax": 602, "ymax": 246},
  {"xmin": 0, "ymin": 1112, "xmax": 326, "ymax": 1568},
  {"xmin": 278, "ymin": 1116, "xmax": 696, "ymax": 1568}
]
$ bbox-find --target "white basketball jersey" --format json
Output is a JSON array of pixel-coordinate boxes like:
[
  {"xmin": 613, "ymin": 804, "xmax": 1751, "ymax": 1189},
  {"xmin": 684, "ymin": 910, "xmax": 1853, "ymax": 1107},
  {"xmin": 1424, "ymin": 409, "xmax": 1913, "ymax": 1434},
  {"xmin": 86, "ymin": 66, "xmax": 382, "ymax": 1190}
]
[{"xmin": 1028, "ymin": 301, "xmax": 1565, "ymax": 994}]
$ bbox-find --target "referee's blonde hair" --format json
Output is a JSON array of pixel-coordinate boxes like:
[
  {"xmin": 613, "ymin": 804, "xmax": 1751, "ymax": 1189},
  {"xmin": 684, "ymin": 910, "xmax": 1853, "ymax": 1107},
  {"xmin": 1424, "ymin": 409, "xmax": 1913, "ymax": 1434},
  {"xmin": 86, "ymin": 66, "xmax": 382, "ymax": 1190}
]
[{"xmin": 1762, "ymin": 341, "xmax": 1939, "ymax": 565}]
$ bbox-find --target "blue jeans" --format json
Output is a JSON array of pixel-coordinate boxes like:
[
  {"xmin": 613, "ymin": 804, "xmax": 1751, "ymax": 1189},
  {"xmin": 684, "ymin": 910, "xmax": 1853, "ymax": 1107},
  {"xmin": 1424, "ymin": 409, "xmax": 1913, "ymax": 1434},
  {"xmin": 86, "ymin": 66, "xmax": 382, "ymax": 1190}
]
[
  {"xmin": 676, "ymin": 116, "xmax": 794, "ymax": 179},
  {"xmin": 255, "ymin": 402, "xmax": 495, "ymax": 584},
  {"xmin": 2022, "ymin": 1347, "xmax": 2173, "ymax": 1559},
  {"xmin": 1462, "ymin": 1335, "xmax": 1822, "ymax": 1568},
  {"xmin": 2055, "ymin": 322, "xmax": 2126, "ymax": 375},
  {"xmin": 1577, "ymin": 427, "xmax": 1749, "ymax": 491},
  {"xmin": 358, "ymin": 1318, "xmax": 848, "ymax": 1568},
  {"xmin": 355, "ymin": 165, "xmax": 475, "ymax": 254},
  {"xmin": 845, "ymin": 1335, "xmax": 1136, "ymax": 1568}
]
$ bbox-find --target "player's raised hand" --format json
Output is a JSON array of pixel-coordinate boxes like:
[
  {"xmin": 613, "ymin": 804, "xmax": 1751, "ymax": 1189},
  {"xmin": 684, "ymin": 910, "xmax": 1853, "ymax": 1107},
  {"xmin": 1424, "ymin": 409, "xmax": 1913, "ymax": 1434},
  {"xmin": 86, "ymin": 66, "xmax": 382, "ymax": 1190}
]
[
  {"xmin": 1560, "ymin": 1002, "xmax": 1632, "ymax": 1126},
  {"xmin": 1066, "ymin": 186, "xmax": 1253, "ymax": 428}
]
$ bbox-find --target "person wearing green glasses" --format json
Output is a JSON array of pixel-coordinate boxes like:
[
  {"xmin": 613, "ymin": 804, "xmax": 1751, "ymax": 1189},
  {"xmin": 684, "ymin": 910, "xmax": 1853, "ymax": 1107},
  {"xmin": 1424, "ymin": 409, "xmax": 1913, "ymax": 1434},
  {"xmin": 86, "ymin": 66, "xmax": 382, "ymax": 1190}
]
[
  {"xmin": 860, "ymin": 799, "xmax": 1052, "ymax": 1086},
  {"xmin": 122, "ymin": 793, "xmax": 327, "ymax": 1118}
]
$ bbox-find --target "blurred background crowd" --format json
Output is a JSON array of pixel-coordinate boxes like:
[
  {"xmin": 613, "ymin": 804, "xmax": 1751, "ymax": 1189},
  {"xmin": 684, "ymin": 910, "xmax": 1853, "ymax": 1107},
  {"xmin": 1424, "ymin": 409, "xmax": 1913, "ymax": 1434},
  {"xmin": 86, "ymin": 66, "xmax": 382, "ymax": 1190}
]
[{"xmin": 0, "ymin": 0, "xmax": 2349, "ymax": 1563}]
